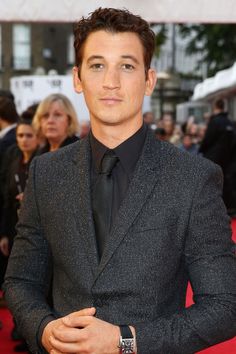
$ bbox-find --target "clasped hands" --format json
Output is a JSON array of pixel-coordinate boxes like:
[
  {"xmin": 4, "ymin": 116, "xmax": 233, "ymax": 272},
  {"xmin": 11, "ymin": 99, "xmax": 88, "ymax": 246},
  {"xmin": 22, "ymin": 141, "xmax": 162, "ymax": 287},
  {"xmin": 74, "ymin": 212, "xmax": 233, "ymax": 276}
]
[{"xmin": 42, "ymin": 307, "xmax": 126, "ymax": 354}]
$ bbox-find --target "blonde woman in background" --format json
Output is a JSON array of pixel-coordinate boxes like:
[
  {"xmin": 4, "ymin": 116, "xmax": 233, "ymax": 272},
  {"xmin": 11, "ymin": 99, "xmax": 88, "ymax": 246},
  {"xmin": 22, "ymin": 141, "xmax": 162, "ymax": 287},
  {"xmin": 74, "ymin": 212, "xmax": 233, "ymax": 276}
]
[{"xmin": 33, "ymin": 93, "xmax": 79, "ymax": 153}]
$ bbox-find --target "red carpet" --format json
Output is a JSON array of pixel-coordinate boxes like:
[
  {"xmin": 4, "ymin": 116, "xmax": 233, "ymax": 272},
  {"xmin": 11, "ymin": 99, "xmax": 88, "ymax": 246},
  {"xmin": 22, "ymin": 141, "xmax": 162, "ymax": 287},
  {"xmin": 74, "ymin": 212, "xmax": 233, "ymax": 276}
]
[
  {"xmin": 0, "ymin": 308, "xmax": 28, "ymax": 354},
  {"xmin": 0, "ymin": 220, "xmax": 236, "ymax": 354}
]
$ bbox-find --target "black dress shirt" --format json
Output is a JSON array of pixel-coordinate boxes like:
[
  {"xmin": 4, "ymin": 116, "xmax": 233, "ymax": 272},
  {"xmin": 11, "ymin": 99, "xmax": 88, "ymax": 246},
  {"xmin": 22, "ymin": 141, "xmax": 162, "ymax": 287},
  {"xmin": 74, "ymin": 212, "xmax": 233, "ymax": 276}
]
[{"xmin": 90, "ymin": 124, "xmax": 147, "ymax": 228}]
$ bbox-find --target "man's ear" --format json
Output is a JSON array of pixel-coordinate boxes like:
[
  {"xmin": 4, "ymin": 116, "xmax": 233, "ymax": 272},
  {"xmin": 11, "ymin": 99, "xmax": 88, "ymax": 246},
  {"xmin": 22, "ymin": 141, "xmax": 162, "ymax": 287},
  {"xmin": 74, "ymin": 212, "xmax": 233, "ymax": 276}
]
[
  {"xmin": 145, "ymin": 69, "xmax": 157, "ymax": 96},
  {"xmin": 73, "ymin": 66, "xmax": 83, "ymax": 94}
]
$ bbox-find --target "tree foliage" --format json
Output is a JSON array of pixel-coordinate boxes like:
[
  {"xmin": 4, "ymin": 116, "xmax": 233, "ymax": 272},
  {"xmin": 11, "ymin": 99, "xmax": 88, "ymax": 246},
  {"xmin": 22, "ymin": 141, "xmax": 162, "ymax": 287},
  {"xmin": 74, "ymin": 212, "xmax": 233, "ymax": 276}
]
[
  {"xmin": 151, "ymin": 24, "xmax": 168, "ymax": 57},
  {"xmin": 179, "ymin": 24, "xmax": 236, "ymax": 76}
]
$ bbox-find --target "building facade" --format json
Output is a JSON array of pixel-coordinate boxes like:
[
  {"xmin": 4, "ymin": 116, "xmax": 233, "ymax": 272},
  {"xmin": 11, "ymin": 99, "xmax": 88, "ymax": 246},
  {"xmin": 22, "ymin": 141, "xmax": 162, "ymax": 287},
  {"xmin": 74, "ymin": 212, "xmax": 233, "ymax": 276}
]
[
  {"xmin": 0, "ymin": 22, "xmax": 204, "ymax": 120},
  {"xmin": 0, "ymin": 22, "xmax": 74, "ymax": 89}
]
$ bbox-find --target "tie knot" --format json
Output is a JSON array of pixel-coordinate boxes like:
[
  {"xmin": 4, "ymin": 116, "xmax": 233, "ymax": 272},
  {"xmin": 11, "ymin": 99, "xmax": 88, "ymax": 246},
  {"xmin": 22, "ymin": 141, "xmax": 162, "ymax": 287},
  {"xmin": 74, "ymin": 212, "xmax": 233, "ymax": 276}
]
[{"xmin": 100, "ymin": 150, "xmax": 118, "ymax": 175}]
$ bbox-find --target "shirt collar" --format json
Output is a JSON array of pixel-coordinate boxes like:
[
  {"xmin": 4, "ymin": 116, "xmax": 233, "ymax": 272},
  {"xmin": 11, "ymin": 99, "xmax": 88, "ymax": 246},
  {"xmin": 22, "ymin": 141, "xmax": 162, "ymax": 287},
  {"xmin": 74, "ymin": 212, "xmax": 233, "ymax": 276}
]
[
  {"xmin": 0, "ymin": 123, "xmax": 17, "ymax": 139},
  {"xmin": 90, "ymin": 124, "xmax": 147, "ymax": 177}
]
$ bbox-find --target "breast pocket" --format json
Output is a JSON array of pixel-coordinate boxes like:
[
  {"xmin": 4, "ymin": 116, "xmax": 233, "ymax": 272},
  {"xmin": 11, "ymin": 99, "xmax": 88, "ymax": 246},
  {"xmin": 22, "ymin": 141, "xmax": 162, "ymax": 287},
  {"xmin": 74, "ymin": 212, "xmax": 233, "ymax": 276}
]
[{"xmin": 130, "ymin": 213, "xmax": 181, "ymax": 254}]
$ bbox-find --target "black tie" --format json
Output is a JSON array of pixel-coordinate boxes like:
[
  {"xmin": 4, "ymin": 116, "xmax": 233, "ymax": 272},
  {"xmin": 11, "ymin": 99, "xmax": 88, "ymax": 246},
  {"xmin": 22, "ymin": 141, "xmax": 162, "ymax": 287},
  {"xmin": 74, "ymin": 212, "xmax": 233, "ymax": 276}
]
[{"xmin": 93, "ymin": 150, "xmax": 119, "ymax": 258}]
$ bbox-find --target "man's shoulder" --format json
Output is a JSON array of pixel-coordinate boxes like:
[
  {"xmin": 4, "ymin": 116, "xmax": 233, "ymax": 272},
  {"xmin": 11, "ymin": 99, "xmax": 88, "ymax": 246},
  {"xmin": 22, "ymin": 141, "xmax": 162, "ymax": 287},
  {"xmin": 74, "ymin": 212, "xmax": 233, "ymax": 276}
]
[
  {"xmin": 212, "ymin": 112, "xmax": 231, "ymax": 124},
  {"xmin": 31, "ymin": 140, "xmax": 86, "ymax": 179},
  {"xmin": 35, "ymin": 139, "xmax": 83, "ymax": 166},
  {"xmin": 0, "ymin": 139, "xmax": 16, "ymax": 158},
  {"xmin": 155, "ymin": 138, "xmax": 221, "ymax": 179}
]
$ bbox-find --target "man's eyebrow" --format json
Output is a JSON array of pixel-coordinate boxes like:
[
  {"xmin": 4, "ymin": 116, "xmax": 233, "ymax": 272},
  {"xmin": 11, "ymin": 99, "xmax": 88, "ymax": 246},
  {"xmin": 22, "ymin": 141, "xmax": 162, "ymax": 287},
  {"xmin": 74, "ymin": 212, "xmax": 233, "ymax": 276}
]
[
  {"xmin": 121, "ymin": 55, "xmax": 140, "ymax": 64},
  {"xmin": 87, "ymin": 55, "xmax": 104, "ymax": 63},
  {"xmin": 86, "ymin": 55, "xmax": 140, "ymax": 64}
]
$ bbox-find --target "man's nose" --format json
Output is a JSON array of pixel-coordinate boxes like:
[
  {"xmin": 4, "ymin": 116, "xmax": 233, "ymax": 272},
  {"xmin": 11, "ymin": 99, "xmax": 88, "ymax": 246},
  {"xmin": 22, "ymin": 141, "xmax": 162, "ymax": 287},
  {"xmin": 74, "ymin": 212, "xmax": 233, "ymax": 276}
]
[{"xmin": 102, "ymin": 68, "xmax": 120, "ymax": 89}]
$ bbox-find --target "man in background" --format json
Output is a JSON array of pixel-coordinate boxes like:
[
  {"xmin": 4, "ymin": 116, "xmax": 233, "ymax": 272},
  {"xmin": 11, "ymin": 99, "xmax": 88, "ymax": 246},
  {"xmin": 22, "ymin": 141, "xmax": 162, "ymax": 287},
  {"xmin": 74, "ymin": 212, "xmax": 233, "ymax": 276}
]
[
  {"xmin": 0, "ymin": 96, "xmax": 18, "ymax": 290},
  {"xmin": 199, "ymin": 98, "xmax": 233, "ymax": 169},
  {"xmin": 199, "ymin": 98, "xmax": 236, "ymax": 212}
]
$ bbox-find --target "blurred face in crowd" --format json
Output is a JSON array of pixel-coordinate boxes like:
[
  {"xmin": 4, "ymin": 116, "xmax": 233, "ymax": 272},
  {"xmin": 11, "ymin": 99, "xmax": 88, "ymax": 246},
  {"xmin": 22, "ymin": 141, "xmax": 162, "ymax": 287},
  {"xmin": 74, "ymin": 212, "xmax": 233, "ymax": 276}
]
[
  {"xmin": 73, "ymin": 30, "xmax": 156, "ymax": 135},
  {"xmin": 163, "ymin": 120, "xmax": 174, "ymax": 136},
  {"xmin": 40, "ymin": 100, "xmax": 69, "ymax": 144},
  {"xmin": 80, "ymin": 120, "xmax": 90, "ymax": 138},
  {"xmin": 198, "ymin": 124, "xmax": 207, "ymax": 141},
  {"xmin": 16, "ymin": 124, "xmax": 38, "ymax": 154},
  {"xmin": 183, "ymin": 135, "xmax": 192, "ymax": 149},
  {"xmin": 188, "ymin": 123, "xmax": 198, "ymax": 136},
  {"xmin": 143, "ymin": 112, "xmax": 154, "ymax": 125}
]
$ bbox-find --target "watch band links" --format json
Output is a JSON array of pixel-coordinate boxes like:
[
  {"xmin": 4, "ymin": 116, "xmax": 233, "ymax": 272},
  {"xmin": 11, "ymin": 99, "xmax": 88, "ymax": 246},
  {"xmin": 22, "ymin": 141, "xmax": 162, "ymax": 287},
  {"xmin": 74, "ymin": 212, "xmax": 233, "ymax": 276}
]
[{"xmin": 118, "ymin": 324, "xmax": 135, "ymax": 354}]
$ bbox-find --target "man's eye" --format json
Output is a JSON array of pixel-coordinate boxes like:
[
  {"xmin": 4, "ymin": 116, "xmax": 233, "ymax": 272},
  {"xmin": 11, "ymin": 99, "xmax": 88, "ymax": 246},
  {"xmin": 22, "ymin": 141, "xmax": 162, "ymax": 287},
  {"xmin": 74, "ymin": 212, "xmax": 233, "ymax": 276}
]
[
  {"xmin": 121, "ymin": 64, "xmax": 135, "ymax": 71},
  {"xmin": 90, "ymin": 63, "xmax": 104, "ymax": 70}
]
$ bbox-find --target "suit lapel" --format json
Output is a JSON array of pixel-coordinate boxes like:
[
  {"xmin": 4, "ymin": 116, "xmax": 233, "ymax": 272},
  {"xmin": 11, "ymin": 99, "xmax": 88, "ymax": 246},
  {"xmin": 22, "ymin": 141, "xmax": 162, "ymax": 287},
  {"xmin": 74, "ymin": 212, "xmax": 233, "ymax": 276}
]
[
  {"xmin": 72, "ymin": 137, "xmax": 99, "ymax": 275},
  {"xmin": 93, "ymin": 130, "xmax": 162, "ymax": 282}
]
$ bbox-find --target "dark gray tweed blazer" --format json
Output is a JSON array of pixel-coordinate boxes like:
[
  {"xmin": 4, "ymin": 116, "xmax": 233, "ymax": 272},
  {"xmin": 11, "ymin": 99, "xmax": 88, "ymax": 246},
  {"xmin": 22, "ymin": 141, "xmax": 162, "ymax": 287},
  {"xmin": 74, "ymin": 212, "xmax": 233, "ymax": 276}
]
[{"xmin": 4, "ymin": 129, "xmax": 236, "ymax": 354}]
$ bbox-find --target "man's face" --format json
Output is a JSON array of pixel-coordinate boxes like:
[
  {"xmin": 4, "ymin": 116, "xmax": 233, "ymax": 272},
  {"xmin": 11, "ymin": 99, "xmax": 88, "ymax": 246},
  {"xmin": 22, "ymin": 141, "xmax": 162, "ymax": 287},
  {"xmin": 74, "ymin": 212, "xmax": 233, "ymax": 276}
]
[{"xmin": 73, "ymin": 30, "xmax": 156, "ymax": 132}]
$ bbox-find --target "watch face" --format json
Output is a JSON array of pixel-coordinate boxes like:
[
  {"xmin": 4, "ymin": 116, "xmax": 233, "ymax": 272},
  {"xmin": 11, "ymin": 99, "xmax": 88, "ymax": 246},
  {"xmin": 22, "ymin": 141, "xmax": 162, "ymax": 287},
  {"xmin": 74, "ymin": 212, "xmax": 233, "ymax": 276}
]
[{"xmin": 121, "ymin": 338, "xmax": 135, "ymax": 354}]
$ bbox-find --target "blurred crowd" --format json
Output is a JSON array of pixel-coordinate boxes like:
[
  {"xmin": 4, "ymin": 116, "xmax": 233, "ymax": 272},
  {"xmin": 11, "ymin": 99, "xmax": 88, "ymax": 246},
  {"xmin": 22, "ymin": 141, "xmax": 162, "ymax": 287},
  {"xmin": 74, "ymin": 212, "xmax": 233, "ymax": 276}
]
[
  {"xmin": 144, "ymin": 99, "xmax": 236, "ymax": 217},
  {"xmin": 0, "ymin": 90, "xmax": 236, "ymax": 352},
  {"xmin": 144, "ymin": 111, "xmax": 206, "ymax": 152},
  {"xmin": 0, "ymin": 91, "xmax": 90, "ymax": 352}
]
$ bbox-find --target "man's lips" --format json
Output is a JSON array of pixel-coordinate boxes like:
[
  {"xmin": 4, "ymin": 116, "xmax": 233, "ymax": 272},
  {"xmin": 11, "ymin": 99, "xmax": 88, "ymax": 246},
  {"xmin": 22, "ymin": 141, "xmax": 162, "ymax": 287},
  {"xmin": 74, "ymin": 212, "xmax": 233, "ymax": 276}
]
[{"xmin": 100, "ymin": 97, "xmax": 122, "ymax": 104}]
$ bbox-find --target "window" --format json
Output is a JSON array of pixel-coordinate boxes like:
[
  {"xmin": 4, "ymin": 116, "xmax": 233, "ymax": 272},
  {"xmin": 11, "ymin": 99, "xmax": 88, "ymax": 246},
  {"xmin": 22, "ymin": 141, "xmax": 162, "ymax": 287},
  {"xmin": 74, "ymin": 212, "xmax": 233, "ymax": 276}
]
[{"xmin": 13, "ymin": 24, "xmax": 31, "ymax": 70}]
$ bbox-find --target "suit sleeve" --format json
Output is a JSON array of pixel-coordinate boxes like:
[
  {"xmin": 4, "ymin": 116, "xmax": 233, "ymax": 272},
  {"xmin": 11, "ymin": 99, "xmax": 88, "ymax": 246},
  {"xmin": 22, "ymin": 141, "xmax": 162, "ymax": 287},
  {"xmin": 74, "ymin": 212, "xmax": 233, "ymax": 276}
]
[
  {"xmin": 3, "ymin": 157, "xmax": 56, "ymax": 354},
  {"xmin": 135, "ymin": 163, "xmax": 236, "ymax": 354}
]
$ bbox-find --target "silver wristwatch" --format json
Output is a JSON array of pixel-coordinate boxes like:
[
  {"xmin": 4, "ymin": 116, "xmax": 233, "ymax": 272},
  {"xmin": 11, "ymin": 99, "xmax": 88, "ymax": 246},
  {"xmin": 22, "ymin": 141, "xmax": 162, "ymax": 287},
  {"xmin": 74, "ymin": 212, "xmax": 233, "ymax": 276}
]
[{"xmin": 118, "ymin": 325, "xmax": 135, "ymax": 354}]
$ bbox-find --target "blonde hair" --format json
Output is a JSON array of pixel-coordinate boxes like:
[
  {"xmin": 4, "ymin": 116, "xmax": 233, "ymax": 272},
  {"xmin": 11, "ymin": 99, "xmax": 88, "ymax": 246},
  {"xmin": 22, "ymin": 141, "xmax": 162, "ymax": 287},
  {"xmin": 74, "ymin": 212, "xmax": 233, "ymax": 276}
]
[{"xmin": 33, "ymin": 93, "xmax": 79, "ymax": 137}]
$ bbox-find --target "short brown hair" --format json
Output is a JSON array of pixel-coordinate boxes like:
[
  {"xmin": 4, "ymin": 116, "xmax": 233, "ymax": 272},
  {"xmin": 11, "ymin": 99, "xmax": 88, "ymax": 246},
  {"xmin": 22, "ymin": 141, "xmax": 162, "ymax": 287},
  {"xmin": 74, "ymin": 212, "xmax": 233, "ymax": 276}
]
[
  {"xmin": 73, "ymin": 8, "xmax": 155, "ymax": 74},
  {"xmin": 0, "ymin": 97, "xmax": 19, "ymax": 123},
  {"xmin": 214, "ymin": 98, "xmax": 225, "ymax": 111}
]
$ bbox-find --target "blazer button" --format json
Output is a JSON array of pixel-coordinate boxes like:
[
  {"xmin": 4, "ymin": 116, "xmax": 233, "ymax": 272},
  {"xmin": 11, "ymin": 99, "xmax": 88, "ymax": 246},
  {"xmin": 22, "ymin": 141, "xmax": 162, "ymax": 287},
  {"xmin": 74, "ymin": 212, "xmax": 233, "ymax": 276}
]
[{"xmin": 93, "ymin": 298, "xmax": 103, "ymax": 307}]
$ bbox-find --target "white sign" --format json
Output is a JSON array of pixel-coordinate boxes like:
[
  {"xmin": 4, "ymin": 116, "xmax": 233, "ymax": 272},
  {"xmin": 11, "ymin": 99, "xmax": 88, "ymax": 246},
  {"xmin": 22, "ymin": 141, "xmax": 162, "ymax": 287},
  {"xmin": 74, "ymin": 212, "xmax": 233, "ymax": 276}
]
[{"xmin": 10, "ymin": 75, "xmax": 90, "ymax": 121}]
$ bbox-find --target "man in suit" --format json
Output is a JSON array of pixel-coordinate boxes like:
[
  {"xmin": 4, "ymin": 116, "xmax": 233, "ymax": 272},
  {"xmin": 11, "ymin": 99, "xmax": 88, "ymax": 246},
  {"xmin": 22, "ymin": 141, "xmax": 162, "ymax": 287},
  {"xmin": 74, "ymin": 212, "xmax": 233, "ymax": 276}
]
[
  {"xmin": 4, "ymin": 8, "xmax": 236, "ymax": 354},
  {"xmin": 0, "ymin": 96, "xmax": 18, "ymax": 217},
  {"xmin": 0, "ymin": 97, "xmax": 18, "ymax": 290},
  {"xmin": 199, "ymin": 98, "xmax": 233, "ymax": 169},
  {"xmin": 0, "ymin": 96, "xmax": 18, "ymax": 163},
  {"xmin": 199, "ymin": 98, "xmax": 236, "ymax": 211}
]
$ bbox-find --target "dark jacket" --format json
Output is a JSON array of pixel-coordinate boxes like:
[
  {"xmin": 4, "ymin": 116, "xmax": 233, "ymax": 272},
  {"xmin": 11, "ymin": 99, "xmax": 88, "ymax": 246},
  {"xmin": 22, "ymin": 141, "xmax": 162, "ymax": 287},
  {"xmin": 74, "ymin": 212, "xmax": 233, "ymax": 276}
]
[
  {"xmin": 0, "ymin": 127, "xmax": 16, "ymax": 164},
  {"xmin": 199, "ymin": 112, "xmax": 236, "ymax": 210},
  {"xmin": 0, "ymin": 153, "xmax": 33, "ymax": 246},
  {"xmin": 0, "ymin": 127, "xmax": 17, "ymax": 228},
  {"xmin": 199, "ymin": 112, "xmax": 234, "ymax": 171},
  {"xmin": 37, "ymin": 135, "xmax": 79, "ymax": 155},
  {"xmin": 4, "ymin": 130, "xmax": 236, "ymax": 354}
]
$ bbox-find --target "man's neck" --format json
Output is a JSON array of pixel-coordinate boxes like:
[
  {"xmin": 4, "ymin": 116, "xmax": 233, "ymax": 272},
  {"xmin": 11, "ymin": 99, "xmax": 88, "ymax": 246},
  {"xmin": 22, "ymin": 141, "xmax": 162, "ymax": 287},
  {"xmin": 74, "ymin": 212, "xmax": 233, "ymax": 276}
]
[{"xmin": 91, "ymin": 120, "xmax": 143, "ymax": 149}]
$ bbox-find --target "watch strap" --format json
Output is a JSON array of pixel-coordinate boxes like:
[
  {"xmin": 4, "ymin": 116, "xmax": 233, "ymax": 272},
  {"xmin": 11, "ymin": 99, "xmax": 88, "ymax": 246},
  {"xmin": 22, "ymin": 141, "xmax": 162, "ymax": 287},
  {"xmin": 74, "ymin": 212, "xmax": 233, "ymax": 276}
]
[
  {"xmin": 119, "ymin": 325, "xmax": 133, "ymax": 339},
  {"xmin": 118, "ymin": 325, "xmax": 135, "ymax": 354}
]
